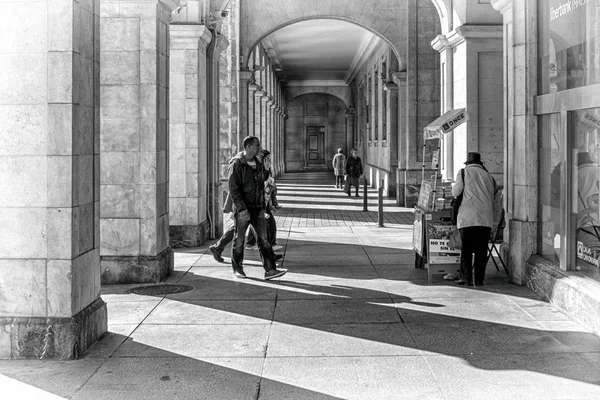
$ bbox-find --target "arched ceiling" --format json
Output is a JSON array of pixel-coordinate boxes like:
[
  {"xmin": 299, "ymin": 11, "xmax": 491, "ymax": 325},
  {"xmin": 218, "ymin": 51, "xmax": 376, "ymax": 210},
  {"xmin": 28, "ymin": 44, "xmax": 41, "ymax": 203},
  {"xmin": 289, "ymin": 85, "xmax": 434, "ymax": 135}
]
[{"xmin": 260, "ymin": 19, "xmax": 380, "ymax": 87}]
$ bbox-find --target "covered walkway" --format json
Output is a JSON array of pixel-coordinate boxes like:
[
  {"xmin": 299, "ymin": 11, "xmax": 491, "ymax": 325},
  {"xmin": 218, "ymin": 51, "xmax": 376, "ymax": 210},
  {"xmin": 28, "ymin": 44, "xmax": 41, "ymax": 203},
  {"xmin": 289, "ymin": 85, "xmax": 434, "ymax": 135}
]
[{"xmin": 2, "ymin": 173, "xmax": 600, "ymax": 399}]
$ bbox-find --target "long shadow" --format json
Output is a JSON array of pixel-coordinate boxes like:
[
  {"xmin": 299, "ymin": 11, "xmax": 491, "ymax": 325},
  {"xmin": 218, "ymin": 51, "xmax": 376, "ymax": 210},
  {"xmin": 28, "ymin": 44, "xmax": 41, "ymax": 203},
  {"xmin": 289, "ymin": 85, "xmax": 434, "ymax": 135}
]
[
  {"xmin": 0, "ymin": 333, "xmax": 345, "ymax": 400},
  {"xmin": 101, "ymin": 268, "xmax": 600, "ymax": 391}
]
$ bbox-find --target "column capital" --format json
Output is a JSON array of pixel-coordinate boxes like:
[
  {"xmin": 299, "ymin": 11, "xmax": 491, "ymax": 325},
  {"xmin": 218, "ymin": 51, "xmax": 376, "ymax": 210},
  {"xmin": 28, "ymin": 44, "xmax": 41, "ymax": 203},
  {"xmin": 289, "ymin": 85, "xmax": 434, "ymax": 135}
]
[
  {"xmin": 391, "ymin": 72, "xmax": 407, "ymax": 86},
  {"xmin": 254, "ymin": 90, "xmax": 265, "ymax": 98},
  {"xmin": 383, "ymin": 82, "xmax": 398, "ymax": 92},
  {"xmin": 491, "ymin": 0, "xmax": 512, "ymax": 14},
  {"xmin": 268, "ymin": 101, "xmax": 277, "ymax": 108},
  {"xmin": 249, "ymin": 83, "xmax": 262, "ymax": 91},
  {"xmin": 446, "ymin": 25, "xmax": 503, "ymax": 48},
  {"xmin": 261, "ymin": 95, "xmax": 271, "ymax": 103},
  {"xmin": 345, "ymin": 107, "xmax": 356, "ymax": 117},
  {"xmin": 170, "ymin": 24, "xmax": 212, "ymax": 50}
]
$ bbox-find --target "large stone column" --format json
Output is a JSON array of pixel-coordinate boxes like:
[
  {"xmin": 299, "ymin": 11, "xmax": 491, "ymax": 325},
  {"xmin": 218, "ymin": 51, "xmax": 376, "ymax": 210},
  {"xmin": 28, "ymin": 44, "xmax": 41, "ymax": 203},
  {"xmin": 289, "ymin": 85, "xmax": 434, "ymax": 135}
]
[
  {"xmin": 0, "ymin": 0, "xmax": 107, "ymax": 358},
  {"xmin": 99, "ymin": 0, "xmax": 178, "ymax": 284},
  {"xmin": 442, "ymin": 25, "xmax": 504, "ymax": 180},
  {"xmin": 168, "ymin": 24, "xmax": 211, "ymax": 247},
  {"xmin": 238, "ymin": 69, "xmax": 253, "ymax": 140},
  {"xmin": 492, "ymin": 0, "xmax": 537, "ymax": 284},
  {"xmin": 254, "ymin": 90, "xmax": 264, "ymax": 139},
  {"xmin": 345, "ymin": 107, "xmax": 356, "ymax": 156},
  {"xmin": 384, "ymin": 82, "xmax": 399, "ymax": 198}
]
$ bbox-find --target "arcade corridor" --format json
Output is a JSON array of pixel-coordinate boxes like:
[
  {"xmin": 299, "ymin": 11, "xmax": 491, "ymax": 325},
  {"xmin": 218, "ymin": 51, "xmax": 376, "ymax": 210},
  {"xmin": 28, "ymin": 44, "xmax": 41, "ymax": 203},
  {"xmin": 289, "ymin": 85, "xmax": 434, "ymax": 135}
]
[{"xmin": 2, "ymin": 172, "xmax": 600, "ymax": 399}]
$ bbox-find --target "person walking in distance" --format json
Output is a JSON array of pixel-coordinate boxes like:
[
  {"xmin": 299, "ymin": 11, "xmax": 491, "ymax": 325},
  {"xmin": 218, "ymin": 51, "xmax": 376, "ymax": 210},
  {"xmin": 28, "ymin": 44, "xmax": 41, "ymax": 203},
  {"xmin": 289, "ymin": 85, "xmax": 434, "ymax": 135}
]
[
  {"xmin": 345, "ymin": 148, "xmax": 364, "ymax": 197},
  {"xmin": 228, "ymin": 136, "xmax": 287, "ymax": 280},
  {"xmin": 452, "ymin": 152, "xmax": 502, "ymax": 286},
  {"xmin": 332, "ymin": 148, "xmax": 347, "ymax": 189}
]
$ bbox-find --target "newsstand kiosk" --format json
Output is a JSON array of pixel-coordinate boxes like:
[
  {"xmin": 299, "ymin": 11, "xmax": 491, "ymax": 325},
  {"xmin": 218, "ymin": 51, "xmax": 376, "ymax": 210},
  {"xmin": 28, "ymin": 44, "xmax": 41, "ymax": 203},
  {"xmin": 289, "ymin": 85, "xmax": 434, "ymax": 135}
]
[{"xmin": 413, "ymin": 109, "xmax": 469, "ymax": 283}]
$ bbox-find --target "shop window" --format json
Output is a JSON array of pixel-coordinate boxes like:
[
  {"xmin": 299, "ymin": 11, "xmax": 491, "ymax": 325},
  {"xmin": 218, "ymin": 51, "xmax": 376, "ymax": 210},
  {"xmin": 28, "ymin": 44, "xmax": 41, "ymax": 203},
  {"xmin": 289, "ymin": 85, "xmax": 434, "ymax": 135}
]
[
  {"xmin": 571, "ymin": 107, "xmax": 600, "ymax": 281},
  {"xmin": 538, "ymin": 114, "xmax": 563, "ymax": 263},
  {"xmin": 538, "ymin": 0, "xmax": 600, "ymax": 94}
]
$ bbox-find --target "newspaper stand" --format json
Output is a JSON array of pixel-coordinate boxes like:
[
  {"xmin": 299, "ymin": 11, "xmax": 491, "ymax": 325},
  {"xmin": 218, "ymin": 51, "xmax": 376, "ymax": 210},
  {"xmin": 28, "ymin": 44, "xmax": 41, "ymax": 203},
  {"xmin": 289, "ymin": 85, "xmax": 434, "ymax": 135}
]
[{"xmin": 413, "ymin": 109, "xmax": 469, "ymax": 283}]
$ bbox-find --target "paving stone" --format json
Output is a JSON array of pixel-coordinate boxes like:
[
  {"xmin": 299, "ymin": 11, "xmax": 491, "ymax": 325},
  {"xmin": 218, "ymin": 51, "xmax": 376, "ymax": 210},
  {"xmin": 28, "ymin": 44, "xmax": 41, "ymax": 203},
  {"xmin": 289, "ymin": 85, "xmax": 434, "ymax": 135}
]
[{"xmin": 273, "ymin": 299, "xmax": 401, "ymax": 324}]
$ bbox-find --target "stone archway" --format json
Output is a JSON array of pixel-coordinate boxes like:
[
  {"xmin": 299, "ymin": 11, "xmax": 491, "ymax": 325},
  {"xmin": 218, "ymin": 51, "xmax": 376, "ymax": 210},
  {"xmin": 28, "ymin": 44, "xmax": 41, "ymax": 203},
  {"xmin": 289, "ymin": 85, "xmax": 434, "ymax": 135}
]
[{"xmin": 240, "ymin": 3, "xmax": 409, "ymax": 71}]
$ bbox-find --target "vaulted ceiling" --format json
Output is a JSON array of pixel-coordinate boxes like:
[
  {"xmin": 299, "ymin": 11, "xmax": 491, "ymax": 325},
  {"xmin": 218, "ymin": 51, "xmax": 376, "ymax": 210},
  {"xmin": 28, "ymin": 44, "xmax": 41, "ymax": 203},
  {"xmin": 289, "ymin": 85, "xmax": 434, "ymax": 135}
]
[{"xmin": 260, "ymin": 19, "xmax": 380, "ymax": 87}]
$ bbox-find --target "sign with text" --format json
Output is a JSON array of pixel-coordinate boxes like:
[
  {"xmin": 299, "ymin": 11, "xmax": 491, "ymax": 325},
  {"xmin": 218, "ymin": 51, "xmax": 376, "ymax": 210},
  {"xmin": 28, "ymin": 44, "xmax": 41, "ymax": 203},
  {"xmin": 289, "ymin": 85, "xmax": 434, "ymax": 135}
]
[{"xmin": 425, "ymin": 210, "xmax": 461, "ymax": 266}]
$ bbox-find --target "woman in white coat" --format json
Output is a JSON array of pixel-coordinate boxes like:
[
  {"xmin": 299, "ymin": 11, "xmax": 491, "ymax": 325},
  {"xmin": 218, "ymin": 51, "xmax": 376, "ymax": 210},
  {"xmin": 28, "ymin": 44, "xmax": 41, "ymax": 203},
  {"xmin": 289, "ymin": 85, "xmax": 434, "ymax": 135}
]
[{"xmin": 452, "ymin": 152, "xmax": 503, "ymax": 286}]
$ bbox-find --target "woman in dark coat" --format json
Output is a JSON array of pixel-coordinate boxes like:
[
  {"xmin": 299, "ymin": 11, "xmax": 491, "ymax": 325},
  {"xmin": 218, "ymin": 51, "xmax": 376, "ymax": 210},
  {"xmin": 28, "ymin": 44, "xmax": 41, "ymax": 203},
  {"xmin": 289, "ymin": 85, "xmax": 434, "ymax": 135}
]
[{"xmin": 345, "ymin": 148, "xmax": 363, "ymax": 197}]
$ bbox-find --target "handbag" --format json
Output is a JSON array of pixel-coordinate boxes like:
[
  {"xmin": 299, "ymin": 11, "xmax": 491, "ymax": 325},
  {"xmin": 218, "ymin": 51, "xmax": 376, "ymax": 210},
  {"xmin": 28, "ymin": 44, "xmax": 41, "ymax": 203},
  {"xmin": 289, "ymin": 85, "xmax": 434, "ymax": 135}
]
[
  {"xmin": 448, "ymin": 228, "xmax": 462, "ymax": 249},
  {"xmin": 451, "ymin": 168, "xmax": 466, "ymax": 225},
  {"xmin": 343, "ymin": 179, "xmax": 351, "ymax": 195}
]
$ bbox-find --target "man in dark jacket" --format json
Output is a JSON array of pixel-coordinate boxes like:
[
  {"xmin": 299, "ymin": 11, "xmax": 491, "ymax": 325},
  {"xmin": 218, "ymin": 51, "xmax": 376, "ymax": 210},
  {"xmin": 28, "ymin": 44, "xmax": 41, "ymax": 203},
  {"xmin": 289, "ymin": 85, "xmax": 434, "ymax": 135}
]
[{"xmin": 228, "ymin": 136, "xmax": 287, "ymax": 280}]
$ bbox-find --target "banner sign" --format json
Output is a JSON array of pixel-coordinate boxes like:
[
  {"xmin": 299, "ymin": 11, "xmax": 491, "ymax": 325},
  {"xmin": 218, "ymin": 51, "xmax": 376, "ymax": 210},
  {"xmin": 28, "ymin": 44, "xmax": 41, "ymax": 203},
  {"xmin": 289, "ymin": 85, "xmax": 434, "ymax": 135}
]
[{"xmin": 423, "ymin": 108, "xmax": 469, "ymax": 140}]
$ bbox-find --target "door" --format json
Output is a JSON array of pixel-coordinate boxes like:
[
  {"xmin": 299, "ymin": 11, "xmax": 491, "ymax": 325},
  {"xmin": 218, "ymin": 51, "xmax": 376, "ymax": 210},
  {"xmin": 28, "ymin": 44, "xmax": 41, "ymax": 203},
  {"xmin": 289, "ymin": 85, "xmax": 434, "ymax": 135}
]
[{"xmin": 306, "ymin": 126, "xmax": 325, "ymax": 166}]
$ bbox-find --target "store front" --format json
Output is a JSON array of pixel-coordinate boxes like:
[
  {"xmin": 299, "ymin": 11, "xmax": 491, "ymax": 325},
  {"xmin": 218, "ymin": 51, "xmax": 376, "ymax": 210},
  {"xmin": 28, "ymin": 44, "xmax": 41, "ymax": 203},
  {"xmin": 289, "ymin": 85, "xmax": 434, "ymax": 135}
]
[{"xmin": 536, "ymin": 0, "xmax": 600, "ymax": 283}]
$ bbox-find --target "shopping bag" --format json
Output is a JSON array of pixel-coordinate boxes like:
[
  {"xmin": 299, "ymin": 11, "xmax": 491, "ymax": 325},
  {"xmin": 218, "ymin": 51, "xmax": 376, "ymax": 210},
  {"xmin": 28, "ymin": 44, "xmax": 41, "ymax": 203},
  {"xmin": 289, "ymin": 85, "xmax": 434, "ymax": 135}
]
[
  {"xmin": 343, "ymin": 180, "xmax": 351, "ymax": 195},
  {"xmin": 448, "ymin": 228, "xmax": 462, "ymax": 250}
]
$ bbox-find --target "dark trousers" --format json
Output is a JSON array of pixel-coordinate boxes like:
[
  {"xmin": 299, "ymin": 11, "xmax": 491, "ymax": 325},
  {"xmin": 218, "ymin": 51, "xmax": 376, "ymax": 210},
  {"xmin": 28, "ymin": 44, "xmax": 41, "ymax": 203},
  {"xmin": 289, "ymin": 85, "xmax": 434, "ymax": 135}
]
[
  {"xmin": 335, "ymin": 175, "xmax": 344, "ymax": 187},
  {"xmin": 232, "ymin": 207, "xmax": 276, "ymax": 272},
  {"xmin": 247, "ymin": 210, "xmax": 276, "ymax": 246},
  {"xmin": 214, "ymin": 223, "xmax": 235, "ymax": 252},
  {"xmin": 459, "ymin": 226, "xmax": 491, "ymax": 283}
]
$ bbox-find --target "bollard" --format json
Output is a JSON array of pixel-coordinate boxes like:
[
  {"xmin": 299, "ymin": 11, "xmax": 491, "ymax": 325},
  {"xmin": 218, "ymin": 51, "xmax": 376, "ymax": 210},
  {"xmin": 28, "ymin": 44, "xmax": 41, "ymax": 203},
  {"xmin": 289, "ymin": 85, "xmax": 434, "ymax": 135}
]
[
  {"xmin": 362, "ymin": 177, "xmax": 368, "ymax": 212},
  {"xmin": 378, "ymin": 179, "xmax": 384, "ymax": 227}
]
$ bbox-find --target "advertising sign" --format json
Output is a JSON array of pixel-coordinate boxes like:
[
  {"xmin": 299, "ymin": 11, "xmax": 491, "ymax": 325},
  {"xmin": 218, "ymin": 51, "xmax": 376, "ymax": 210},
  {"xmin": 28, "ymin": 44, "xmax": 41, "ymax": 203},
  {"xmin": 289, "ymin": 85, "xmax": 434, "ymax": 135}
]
[{"xmin": 427, "ymin": 222, "xmax": 460, "ymax": 265}]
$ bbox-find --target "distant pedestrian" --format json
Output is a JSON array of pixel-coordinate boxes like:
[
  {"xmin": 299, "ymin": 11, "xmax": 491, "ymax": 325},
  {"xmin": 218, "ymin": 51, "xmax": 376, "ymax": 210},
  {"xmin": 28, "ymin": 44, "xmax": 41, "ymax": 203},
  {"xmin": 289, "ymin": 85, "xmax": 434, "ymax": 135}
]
[
  {"xmin": 452, "ymin": 152, "xmax": 502, "ymax": 286},
  {"xmin": 332, "ymin": 148, "xmax": 347, "ymax": 189},
  {"xmin": 345, "ymin": 148, "xmax": 363, "ymax": 197},
  {"xmin": 228, "ymin": 136, "xmax": 287, "ymax": 280}
]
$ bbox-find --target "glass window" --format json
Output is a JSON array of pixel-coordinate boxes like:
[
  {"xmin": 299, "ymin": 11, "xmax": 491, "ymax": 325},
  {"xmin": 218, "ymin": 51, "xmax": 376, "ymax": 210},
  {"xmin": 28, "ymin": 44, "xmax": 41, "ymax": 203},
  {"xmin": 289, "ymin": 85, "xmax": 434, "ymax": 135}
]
[
  {"xmin": 571, "ymin": 106, "xmax": 600, "ymax": 281},
  {"xmin": 374, "ymin": 65, "xmax": 379, "ymax": 141},
  {"xmin": 538, "ymin": 0, "xmax": 600, "ymax": 94},
  {"xmin": 539, "ymin": 113, "xmax": 563, "ymax": 263}
]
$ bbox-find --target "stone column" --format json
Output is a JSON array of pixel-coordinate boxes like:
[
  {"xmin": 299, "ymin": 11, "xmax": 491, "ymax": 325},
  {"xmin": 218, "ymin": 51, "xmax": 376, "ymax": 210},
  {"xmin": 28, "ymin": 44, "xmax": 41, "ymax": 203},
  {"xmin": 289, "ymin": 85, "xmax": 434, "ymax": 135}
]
[
  {"xmin": 168, "ymin": 25, "xmax": 212, "ymax": 247},
  {"xmin": 443, "ymin": 25, "xmax": 504, "ymax": 180},
  {"xmin": 99, "ymin": 0, "xmax": 178, "ymax": 284},
  {"xmin": 207, "ymin": 33, "xmax": 229, "ymax": 239},
  {"xmin": 345, "ymin": 107, "xmax": 356, "ymax": 157},
  {"xmin": 492, "ymin": 0, "xmax": 537, "ymax": 284},
  {"xmin": 261, "ymin": 95, "xmax": 270, "ymax": 145},
  {"xmin": 393, "ymin": 71, "xmax": 417, "ymax": 206},
  {"xmin": 238, "ymin": 69, "xmax": 253, "ymax": 140},
  {"xmin": 384, "ymin": 81, "xmax": 399, "ymax": 198},
  {"xmin": 254, "ymin": 90, "xmax": 264, "ymax": 139},
  {"xmin": 268, "ymin": 100, "xmax": 276, "ymax": 152},
  {"xmin": 0, "ymin": 0, "xmax": 107, "ymax": 358},
  {"xmin": 431, "ymin": 34, "xmax": 455, "ymax": 180}
]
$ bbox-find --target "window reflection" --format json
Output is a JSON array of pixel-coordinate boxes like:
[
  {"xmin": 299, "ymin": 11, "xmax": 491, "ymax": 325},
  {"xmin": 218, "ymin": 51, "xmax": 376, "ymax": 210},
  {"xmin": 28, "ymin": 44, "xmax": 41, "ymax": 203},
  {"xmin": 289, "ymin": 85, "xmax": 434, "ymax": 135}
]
[
  {"xmin": 572, "ymin": 107, "xmax": 600, "ymax": 280},
  {"xmin": 539, "ymin": 114, "xmax": 562, "ymax": 263}
]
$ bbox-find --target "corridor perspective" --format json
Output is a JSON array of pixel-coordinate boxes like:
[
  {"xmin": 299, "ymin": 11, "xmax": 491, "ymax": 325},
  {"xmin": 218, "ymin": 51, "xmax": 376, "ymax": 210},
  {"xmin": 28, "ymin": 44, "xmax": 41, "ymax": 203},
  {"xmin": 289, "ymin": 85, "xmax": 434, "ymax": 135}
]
[{"xmin": 2, "ymin": 172, "xmax": 600, "ymax": 399}]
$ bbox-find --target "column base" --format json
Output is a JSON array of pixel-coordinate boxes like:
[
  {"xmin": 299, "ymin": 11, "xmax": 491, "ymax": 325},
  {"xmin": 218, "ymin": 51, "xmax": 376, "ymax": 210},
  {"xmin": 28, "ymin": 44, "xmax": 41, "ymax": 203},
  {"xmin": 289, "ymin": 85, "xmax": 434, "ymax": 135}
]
[
  {"xmin": 527, "ymin": 255, "xmax": 600, "ymax": 336},
  {"xmin": 508, "ymin": 219, "xmax": 537, "ymax": 285},
  {"xmin": 100, "ymin": 247, "xmax": 174, "ymax": 284},
  {"xmin": 0, "ymin": 298, "xmax": 107, "ymax": 359},
  {"xmin": 170, "ymin": 220, "xmax": 211, "ymax": 248}
]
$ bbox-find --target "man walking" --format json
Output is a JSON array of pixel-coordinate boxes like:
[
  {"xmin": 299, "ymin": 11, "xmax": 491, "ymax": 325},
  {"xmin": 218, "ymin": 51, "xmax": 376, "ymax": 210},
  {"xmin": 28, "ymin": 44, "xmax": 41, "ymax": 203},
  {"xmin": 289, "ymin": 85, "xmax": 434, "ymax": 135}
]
[{"xmin": 228, "ymin": 136, "xmax": 287, "ymax": 280}]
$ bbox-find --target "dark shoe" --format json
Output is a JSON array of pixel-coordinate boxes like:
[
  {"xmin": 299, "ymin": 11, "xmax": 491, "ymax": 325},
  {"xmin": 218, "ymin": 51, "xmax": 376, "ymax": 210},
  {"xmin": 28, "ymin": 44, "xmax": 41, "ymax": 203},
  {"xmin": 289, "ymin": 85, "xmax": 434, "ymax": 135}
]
[
  {"xmin": 233, "ymin": 269, "xmax": 247, "ymax": 279},
  {"xmin": 265, "ymin": 268, "xmax": 287, "ymax": 280},
  {"xmin": 475, "ymin": 280, "xmax": 484, "ymax": 286},
  {"xmin": 209, "ymin": 245, "xmax": 224, "ymax": 262},
  {"xmin": 275, "ymin": 254, "xmax": 283, "ymax": 261}
]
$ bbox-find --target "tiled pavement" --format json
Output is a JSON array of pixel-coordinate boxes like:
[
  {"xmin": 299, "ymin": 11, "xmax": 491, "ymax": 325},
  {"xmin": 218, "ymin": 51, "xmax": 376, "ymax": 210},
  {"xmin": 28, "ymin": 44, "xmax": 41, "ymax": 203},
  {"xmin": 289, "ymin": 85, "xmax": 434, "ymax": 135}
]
[{"xmin": 2, "ymin": 172, "xmax": 600, "ymax": 399}]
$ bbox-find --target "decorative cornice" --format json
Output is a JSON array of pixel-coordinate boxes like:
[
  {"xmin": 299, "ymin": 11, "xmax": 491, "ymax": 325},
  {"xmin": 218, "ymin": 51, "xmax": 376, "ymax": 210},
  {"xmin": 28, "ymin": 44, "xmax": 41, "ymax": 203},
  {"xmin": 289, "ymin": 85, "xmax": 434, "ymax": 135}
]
[
  {"xmin": 491, "ymin": 0, "xmax": 512, "ymax": 14},
  {"xmin": 446, "ymin": 25, "xmax": 503, "ymax": 48},
  {"xmin": 391, "ymin": 72, "xmax": 407, "ymax": 86},
  {"xmin": 170, "ymin": 24, "xmax": 212, "ymax": 50},
  {"xmin": 248, "ymin": 83, "xmax": 261, "ymax": 91},
  {"xmin": 383, "ymin": 82, "xmax": 398, "ymax": 92},
  {"xmin": 431, "ymin": 34, "xmax": 451, "ymax": 53}
]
